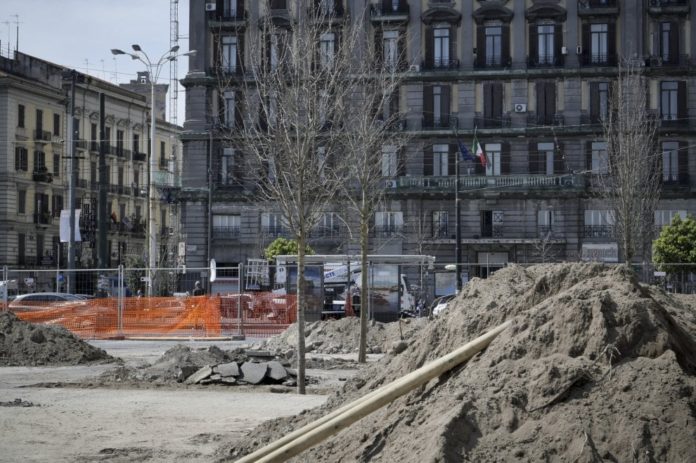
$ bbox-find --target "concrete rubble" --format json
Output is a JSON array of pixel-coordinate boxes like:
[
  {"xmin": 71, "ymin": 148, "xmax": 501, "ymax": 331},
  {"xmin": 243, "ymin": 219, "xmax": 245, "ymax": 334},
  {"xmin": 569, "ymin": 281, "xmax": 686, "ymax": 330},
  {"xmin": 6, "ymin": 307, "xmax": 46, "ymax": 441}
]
[{"xmin": 181, "ymin": 360, "xmax": 296, "ymax": 387}]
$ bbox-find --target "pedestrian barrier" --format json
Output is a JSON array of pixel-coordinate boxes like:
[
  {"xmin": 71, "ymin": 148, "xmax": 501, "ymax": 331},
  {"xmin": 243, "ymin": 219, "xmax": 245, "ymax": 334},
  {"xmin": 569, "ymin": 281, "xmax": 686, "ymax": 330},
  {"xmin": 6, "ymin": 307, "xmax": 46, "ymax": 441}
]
[{"xmin": 12, "ymin": 292, "xmax": 296, "ymax": 340}]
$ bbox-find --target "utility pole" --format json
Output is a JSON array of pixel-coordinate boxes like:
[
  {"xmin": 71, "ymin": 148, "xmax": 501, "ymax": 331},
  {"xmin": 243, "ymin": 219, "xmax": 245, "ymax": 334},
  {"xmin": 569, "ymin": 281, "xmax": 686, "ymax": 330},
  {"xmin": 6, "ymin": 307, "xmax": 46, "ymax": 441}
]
[
  {"xmin": 67, "ymin": 70, "xmax": 77, "ymax": 293},
  {"xmin": 98, "ymin": 93, "xmax": 108, "ymax": 268}
]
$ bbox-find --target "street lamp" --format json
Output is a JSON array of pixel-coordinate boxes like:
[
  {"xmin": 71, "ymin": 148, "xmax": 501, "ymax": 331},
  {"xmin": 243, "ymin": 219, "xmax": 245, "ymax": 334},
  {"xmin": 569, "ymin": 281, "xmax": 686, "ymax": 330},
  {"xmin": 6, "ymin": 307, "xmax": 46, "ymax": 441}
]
[{"xmin": 111, "ymin": 45, "xmax": 196, "ymax": 296}]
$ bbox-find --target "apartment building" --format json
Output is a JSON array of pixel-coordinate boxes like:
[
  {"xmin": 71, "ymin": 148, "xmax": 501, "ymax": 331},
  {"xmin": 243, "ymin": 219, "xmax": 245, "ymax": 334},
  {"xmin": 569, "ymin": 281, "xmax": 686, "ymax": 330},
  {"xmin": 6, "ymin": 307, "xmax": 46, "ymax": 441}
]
[
  {"xmin": 181, "ymin": 0, "xmax": 695, "ymax": 284},
  {"xmin": 0, "ymin": 52, "xmax": 182, "ymax": 290}
]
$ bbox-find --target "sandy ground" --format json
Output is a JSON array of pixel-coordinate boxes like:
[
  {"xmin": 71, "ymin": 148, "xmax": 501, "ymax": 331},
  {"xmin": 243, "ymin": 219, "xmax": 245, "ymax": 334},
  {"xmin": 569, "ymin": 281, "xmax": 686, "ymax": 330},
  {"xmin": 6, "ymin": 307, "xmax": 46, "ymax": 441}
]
[{"xmin": 0, "ymin": 340, "xmax": 330, "ymax": 463}]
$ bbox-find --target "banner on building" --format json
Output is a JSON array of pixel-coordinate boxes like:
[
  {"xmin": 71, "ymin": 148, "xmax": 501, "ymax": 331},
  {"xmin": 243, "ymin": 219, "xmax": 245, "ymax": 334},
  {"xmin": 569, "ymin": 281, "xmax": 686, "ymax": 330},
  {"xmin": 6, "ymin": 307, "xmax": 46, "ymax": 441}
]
[{"xmin": 59, "ymin": 209, "xmax": 82, "ymax": 242}]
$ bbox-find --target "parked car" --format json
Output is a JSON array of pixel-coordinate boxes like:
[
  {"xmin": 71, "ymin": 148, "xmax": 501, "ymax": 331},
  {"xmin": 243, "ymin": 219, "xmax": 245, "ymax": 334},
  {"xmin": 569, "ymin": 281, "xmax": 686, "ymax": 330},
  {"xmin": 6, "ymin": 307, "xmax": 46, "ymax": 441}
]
[
  {"xmin": 9, "ymin": 293, "xmax": 88, "ymax": 312},
  {"xmin": 429, "ymin": 294, "xmax": 456, "ymax": 317}
]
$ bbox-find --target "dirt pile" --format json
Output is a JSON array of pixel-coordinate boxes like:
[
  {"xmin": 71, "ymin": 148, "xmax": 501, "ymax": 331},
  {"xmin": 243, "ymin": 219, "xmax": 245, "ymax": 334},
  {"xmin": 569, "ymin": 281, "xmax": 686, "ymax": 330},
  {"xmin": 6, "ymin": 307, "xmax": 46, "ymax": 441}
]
[
  {"xmin": 220, "ymin": 263, "xmax": 696, "ymax": 462},
  {"xmin": 261, "ymin": 316, "xmax": 426, "ymax": 355},
  {"xmin": 0, "ymin": 312, "xmax": 112, "ymax": 366}
]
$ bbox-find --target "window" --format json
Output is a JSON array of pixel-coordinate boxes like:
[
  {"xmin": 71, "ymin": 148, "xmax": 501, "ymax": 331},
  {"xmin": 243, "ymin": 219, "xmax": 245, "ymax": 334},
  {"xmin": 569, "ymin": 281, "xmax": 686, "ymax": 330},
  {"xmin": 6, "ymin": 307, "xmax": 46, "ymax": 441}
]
[
  {"xmin": 590, "ymin": 81, "xmax": 610, "ymax": 123},
  {"xmin": 221, "ymin": 147, "xmax": 236, "ymax": 185},
  {"xmin": 432, "ymin": 211, "xmax": 448, "ymax": 238},
  {"xmin": 484, "ymin": 143, "xmax": 501, "ymax": 176},
  {"xmin": 221, "ymin": 35, "xmax": 238, "ymax": 72},
  {"xmin": 105, "ymin": 127, "xmax": 111, "ymax": 146},
  {"xmin": 433, "ymin": 27, "xmax": 450, "ymax": 68},
  {"xmin": 654, "ymin": 210, "xmax": 686, "ymax": 228},
  {"xmin": 116, "ymin": 130, "xmax": 124, "ymax": 156},
  {"xmin": 423, "ymin": 85, "xmax": 450, "ymax": 128},
  {"xmin": 117, "ymin": 167, "xmax": 124, "ymax": 187},
  {"xmin": 223, "ymin": 0, "xmax": 238, "ymax": 17},
  {"xmin": 375, "ymin": 211, "xmax": 403, "ymax": 236},
  {"xmin": 433, "ymin": 144, "xmax": 449, "ymax": 176},
  {"xmin": 383, "ymin": 30, "xmax": 399, "ymax": 70},
  {"xmin": 213, "ymin": 214, "xmax": 241, "ymax": 236},
  {"xmin": 320, "ymin": 32, "xmax": 336, "ymax": 68},
  {"xmin": 538, "ymin": 142, "xmax": 555, "ymax": 176},
  {"xmin": 261, "ymin": 212, "xmax": 284, "ymax": 236},
  {"xmin": 538, "ymin": 210, "xmax": 555, "ymax": 235},
  {"xmin": 660, "ymin": 81, "xmax": 679, "ymax": 121},
  {"xmin": 34, "ymin": 150, "xmax": 46, "ymax": 172},
  {"xmin": 53, "ymin": 153, "xmax": 61, "ymax": 177},
  {"xmin": 659, "ymin": 21, "xmax": 679, "ymax": 65},
  {"xmin": 591, "ymin": 141, "xmax": 608, "ymax": 174},
  {"xmin": 269, "ymin": 32, "xmax": 285, "ymax": 70},
  {"xmin": 133, "ymin": 170, "xmax": 140, "ymax": 191},
  {"xmin": 91, "ymin": 123, "xmax": 98, "ymax": 151},
  {"xmin": 53, "ymin": 114, "xmax": 60, "ymax": 136},
  {"xmin": 662, "ymin": 141, "xmax": 679, "ymax": 182},
  {"xmin": 15, "ymin": 147, "xmax": 28, "ymax": 171},
  {"xmin": 537, "ymin": 25, "xmax": 555, "ymax": 65},
  {"xmin": 480, "ymin": 210, "xmax": 494, "ymax": 238},
  {"xmin": 90, "ymin": 162, "xmax": 97, "ymax": 184},
  {"xmin": 17, "ymin": 190, "xmax": 26, "ymax": 214},
  {"xmin": 482, "ymin": 82, "xmax": 503, "ymax": 128},
  {"xmin": 535, "ymin": 81, "xmax": 556, "ymax": 125},
  {"xmin": 36, "ymin": 109, "xmax": 44, "ymax": 135},
  {"xmin": 590, "ymin": 23, "xmax": 608, "ymax": 64},
  {"xmin": 485, "ymin": 26, "xmax": 502, "ymax": 66},
  {"xmin": 318, "ymin": 212, "xmax": 340, "ymax": 237},
  {"xmin": 160, "ymin": 141, "xmax": 166, "ymax": 168},
  {"xmin": 52, "ymin": 195, "xmax": 64, "ymax": 217},
  {"xmin": 223, "ymin": 91, "xmax": 236, "ymax": 127},
  {"xmin": 18, "ymin": 104, "xmax": 25, "ymax": 128},
  {"xmin": 382, "ymin": 145, "xmax": 397, "ymax": 177},
  {"xmin": 317, "ymin": 0, "xmax": 335, "ymax": 15},
  {"xmin": 584, "ymin": 209, "xmax": 615, "ymax": 237},
  {"xmin": 133, "ymin": 134, "xmax": 140, "ymax": 154}
]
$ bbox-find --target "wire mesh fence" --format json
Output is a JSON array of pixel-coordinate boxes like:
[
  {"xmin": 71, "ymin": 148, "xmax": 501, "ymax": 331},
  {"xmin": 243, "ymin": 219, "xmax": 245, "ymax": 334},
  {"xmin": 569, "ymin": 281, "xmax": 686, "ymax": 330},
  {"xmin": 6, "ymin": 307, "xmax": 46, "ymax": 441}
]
[{"xmin": 2, "ymin": 261, "xmax": 694, "ymax": 339}]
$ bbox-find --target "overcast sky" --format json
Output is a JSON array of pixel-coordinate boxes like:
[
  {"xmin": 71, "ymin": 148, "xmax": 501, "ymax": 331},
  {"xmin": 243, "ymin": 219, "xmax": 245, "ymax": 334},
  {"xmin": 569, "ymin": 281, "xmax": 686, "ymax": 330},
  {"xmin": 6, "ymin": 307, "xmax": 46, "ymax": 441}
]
[{"xmin": 1, "ymin": 0, "xmax": 191, "ymax": 124}]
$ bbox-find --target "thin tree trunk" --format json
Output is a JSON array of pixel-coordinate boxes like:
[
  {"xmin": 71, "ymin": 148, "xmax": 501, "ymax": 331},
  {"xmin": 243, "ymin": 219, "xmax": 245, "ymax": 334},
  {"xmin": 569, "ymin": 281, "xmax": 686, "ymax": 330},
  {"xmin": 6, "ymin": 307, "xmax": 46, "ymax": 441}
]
[
  {"xmin": 358, "ymin": 213, "xmax": 368, "ymax": 363},
  {"xmin": 296, "ymin": 235, "xmax": 306, "ymax": 394}
]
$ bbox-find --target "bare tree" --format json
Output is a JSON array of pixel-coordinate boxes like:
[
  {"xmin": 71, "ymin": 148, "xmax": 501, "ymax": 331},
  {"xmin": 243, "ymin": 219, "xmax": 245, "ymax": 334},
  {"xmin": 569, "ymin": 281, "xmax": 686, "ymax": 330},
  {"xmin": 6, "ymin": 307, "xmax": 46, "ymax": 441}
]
[
  {"xmin": 599, "ymin": 59, "xmax": 662, "ymax": 263},
  {"xmin": 336, "ymin": 26, "xmax": 410, "ymax": 363},
  {"xmin": 215, "ymin": 3, "xmax": 361, "ymax": 393}
]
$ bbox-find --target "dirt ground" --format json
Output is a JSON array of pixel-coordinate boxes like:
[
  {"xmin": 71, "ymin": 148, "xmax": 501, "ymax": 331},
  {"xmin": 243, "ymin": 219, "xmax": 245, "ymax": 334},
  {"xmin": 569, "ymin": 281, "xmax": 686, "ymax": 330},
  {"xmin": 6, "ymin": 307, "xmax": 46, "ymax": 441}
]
[{"xmin": 0, "ymin": 339, "xmax": 335, "ymax": 463}]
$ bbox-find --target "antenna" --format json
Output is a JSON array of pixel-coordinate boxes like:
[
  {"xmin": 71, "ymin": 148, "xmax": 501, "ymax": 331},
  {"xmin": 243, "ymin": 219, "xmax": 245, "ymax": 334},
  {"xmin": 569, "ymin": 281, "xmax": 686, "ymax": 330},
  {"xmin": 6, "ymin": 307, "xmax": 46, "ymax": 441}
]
[{"xmin": 11, "ymin": 14, "xmax": 20, "ymax": 52}]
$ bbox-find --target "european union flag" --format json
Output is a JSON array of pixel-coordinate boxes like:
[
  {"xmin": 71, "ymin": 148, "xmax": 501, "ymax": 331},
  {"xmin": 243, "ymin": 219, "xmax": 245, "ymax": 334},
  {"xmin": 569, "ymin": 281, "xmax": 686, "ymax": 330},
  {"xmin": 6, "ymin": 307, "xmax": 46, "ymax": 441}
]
[{"xmin": 458, "ymin": 141, "xmax": 475, "ymax": 162}]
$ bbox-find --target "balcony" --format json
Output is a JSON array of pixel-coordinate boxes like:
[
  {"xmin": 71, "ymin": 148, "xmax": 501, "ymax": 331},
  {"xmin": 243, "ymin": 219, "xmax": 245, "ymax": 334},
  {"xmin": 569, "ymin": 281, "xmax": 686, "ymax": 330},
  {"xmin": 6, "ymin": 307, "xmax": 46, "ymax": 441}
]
[
  {"xmin": 90, "ymin": 141, "xmax": 99, "ymax": 152},
  {"xmin": 422, "ymin": 115, "xmax": 458, "ymax": 130},
  {"xmin": 35, "ymin": 129, "xmax": 52, "ymax": 142},
  {"xmin": 583, "ymin": 225, "xmax": 615, "ymax": 238},
  {"xmin": 376, "ymin": 117, "xmax": 407, "ymax": 131},
  {"xmin": 308, "ymin": 3, "xmax": 345, "ymax": 20},
  {"xmin": 32, "ymin": 168, "xmax": 53, "ymax": 183},
  {"xmin": 310, "ymin": 226, "xmax": 342, "ymax": 240},
  {"xmin": 153, "ymin": 170, "xmax": 181, "ymax": 188},
  {"xmin": 209, "ymin": 65, "xmax": 244, "ymax": 78},
  {"xmin": 390, "ymin": 174, "xmax": 584, "ymax": 194},
  {"xmin": 647, "ymin": 54, "xmax": 690, "ymax": 68},
  {"xmin": 262, "ymin": 226, "xmax": 287, "ymax": 238},
  {"xmin": 76, "ymin": 139, "xmax": 88, "ymax": 150},
  {"xmin": 34, "ymin": 212, "xmax": 52, "ymax": 225},
  {"xmin": 648, "ymin": 0, "xmax": 689, "ymax": 15},
  {"xmin": 431, "ymin": 225, "xmax": 450, "ymax": 239},
  {"xmin": 133, "ymin": 151, "xmax": 146, "ymax": 162},
  {"xmin": 580, "ymin": 53, "xmax": 618, "ymax": 67},
  {"xmin": 474, "ymin": 56, "xmax": 512, "ymax": 70},
  {"xmin": 422, "ymin": 58, "xmax": 459, "ymax": 71},
  {"xmin": 207, "ymin": 4, "xmax": 247, "ymax": 24},
  {"xmin": 660, "ymin": 114, "xmax": 689, "ymax": 129},
  {"xmin": 474, "ymin": 114, "xmax": 511, "ymax": 129},
  {"xmin": 527, "ymin": 113, "xmax": 564, "ymax": 127},
  {"xmin": 662, "ymin": 173, "xmax": 690, "ymax": 187},
  {"xmin": 213, "ymin": 226, "xmax": 241, "ymax": 239},
  {"xmin": 527, "ymin": 54, "xmax": 565, "ymax": 68},
  {"xmin": 370, "ymin": 1, "xmax": 410, "ymax": 23},
  {"xmin": 374, "ymin": 225, "xmax": 403, "ymax": 238}
]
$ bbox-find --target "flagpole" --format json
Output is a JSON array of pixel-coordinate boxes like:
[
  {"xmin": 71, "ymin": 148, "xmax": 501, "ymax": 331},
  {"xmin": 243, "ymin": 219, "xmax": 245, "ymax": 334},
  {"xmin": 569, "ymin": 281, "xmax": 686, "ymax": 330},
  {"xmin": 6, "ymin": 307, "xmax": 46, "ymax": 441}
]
[{"xmin": 453, "ymin": 125, "xmax": 462, "ymax": 293}]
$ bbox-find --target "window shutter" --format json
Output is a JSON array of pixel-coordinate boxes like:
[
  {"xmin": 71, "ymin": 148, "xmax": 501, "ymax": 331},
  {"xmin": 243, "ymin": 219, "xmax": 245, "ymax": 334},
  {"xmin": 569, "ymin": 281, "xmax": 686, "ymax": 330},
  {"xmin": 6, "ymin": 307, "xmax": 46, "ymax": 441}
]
[
  {"xmin": 554, "ymin": 24, "xmax": 563, "ymax": 63},
  {"xmin": 397, "ymin": 147, "xmax": 406, "ymax": 177},
  {"xmin": 375, "ymin": 29, "xmax": 383, "ymax": 65},
  {"xmin": 668, "ymin": 21, "xmax": 679, "ymax": 64},
  {"xmin": 213, "ymin": 35, "xmax": 220, "ymax": 69},
  {"xmin": 529, "ymin": 142, "xmax": 539, "ymax": 174},
  {"xmin": 545, "ymin": 82, "xmax": 556, "ymax": 122},
  {"xmin": 397, "ymin": 31, "xmax": 406, "ymax": 71},
  {"xmin": 536, "ymin": 81, "xmax": 546, "ymax": 123},
  {"xmin": 585, "ymin": 141, "xmax": 593, "ymax": 172},
  {"xmin": 424, "ymin": 146, "xmax": 434, "ymax": 176},
  {"xmin": 528, "ymin": 24, "xmax": 538, "ymax": 64},
  {"xmin": 236, "ymin": 90, "xmax": 244, "ymax": 129},
  {"xmin": 607, "ymin": 22, "xmax": 616, "ymax": 63},
  {"xmin": 678, "ymin": 141, "xmax": 689, "ymax": 184},
  {"xmin": 677, "ymin": 81, "xmax": 687, "ymax": 121},
  {"xmin": 492, "ymin": 82, "xmax": 503, "ymax": 124},
  {"xmin": 581, "ymin": 23, "xmax": 590, "ymax": 62},
  {"xmin": 483, "ymin": 83, "xmax": 493, "ymax": 127},
  {"xmin": 423, "ymin": 85, "xmax": 434, "ymax": 127},
  {"xmin": 425, "ymin": 27, "xmax": 434, "ymax": 69},
  {"xmin": 448, "ymin": 144, "xmax": 456, "ymax": 175},
  {"xmin": 553, "ymin": 144, "xmax": 563, "ymax": 175},
  {"xmin": 15, "ymin": 147, "xmax": 20, "ymax": 170},
  {"xmin": 501, "ymin": 24, "xmax": 510, "ymax": 66},
  {"xmin": 218, "ymin": 92, "xmax": 225, "ymax": 123},
  {"xmin": 476, "ymin": 26, "xmax": 485, "ymax": 67},
  {"xmin": 442, "ymin": 85, "xmax": 451, "ymax": 126},
  {"xmin": 334, "ymin": 0, "xmax": 343, "ymax": 15},
  {"xmin": 501, "ymin": 143, "xmax": 511, "ymax": 175},
  {"xmin": 589, "ymin": 82, "xmax": 599, "ymax": 122},
  {"xmin": 237, "ymin": 33, "xmax": 244, "ymax": 71},
  {"xmin": 448, "ymin": 27, "xmax": 456, "ymax": 68}
]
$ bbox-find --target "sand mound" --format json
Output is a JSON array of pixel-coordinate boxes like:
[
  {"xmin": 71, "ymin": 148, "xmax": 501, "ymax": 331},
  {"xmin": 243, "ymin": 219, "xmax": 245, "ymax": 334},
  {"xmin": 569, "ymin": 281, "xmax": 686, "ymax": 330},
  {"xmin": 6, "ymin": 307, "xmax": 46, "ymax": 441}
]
[
  {"xmin": 261, "ymin": 317, "xmax": 426, "ymax": 355},
  {"xmin": 0, "ymin": 312, "xmax": 112, "ymax": 366},
  {"xmin": 220, "ymin": 263, "xmax": 696, "ymax": 462}
]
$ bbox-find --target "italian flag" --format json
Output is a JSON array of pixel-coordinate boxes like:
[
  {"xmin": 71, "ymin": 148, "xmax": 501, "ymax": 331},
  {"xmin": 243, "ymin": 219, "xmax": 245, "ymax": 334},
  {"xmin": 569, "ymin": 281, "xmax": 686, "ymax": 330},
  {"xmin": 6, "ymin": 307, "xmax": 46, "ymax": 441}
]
[{"xmin": 472, "ymin": 134, "xmax": 486, "ymax": 167}]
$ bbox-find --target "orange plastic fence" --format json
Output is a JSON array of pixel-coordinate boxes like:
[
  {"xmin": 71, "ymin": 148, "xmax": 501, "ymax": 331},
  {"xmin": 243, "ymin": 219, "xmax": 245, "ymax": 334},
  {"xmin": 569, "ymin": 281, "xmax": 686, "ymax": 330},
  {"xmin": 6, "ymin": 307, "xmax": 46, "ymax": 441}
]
[{"xmin": 11, "ymin": 292, "xmax": 297, "ymax": 339}]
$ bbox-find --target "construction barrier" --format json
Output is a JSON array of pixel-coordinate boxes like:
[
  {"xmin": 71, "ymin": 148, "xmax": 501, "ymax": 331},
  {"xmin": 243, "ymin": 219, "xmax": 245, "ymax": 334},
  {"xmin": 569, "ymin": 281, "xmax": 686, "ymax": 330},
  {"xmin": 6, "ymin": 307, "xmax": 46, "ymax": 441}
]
[{"xmin": 11, "ymin": 292, "xmax": 297, "ymax": 340}]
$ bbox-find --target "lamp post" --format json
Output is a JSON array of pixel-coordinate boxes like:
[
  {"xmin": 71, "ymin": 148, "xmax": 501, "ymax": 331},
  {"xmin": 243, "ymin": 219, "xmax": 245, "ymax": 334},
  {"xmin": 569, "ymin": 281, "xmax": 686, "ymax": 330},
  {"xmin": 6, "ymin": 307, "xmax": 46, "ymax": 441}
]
[{"xmin": 111, "ymin": 45, "xmax": 195, "ymax": 296}]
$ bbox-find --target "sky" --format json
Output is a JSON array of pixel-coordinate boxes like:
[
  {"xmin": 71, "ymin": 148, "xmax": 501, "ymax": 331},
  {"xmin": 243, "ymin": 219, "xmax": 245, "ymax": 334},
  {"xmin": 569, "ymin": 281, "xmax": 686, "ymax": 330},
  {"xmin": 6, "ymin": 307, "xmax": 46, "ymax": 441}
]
[{"xmin": 1, "ymin": 0, "xmax": 191, "ymax": 125}]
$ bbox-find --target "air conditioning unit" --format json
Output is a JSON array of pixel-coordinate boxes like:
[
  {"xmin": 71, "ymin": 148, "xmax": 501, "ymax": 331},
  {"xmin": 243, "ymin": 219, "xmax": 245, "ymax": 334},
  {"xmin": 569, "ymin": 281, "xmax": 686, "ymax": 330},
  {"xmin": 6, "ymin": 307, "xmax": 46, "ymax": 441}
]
[
  {"xmin": 205, "ymin": 2, "xmax": 216, "ymax": 11},
  {"xmin": 561, "ymin": 46, "xmax": 568, "ymax": 55},
  {"xmin": 514, "ymin": 103, "xmax": 527, "ymax": 113},
  {"xmin": 576, "ymin": 45, "xmax": 583, "ymax": 55},
  {"xmin": 408, "ymin": 64, "xmax": 420, "ymax": 72},
  {"xmin": 384, "ymin": 179, "xmax": 397, "ymax": 189}
]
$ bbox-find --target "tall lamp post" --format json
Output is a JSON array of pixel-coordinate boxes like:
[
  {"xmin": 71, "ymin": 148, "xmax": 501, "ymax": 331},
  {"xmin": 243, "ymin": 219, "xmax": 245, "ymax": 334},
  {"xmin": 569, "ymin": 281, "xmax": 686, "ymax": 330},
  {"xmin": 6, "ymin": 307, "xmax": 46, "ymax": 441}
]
[{"xmin": 111, "ymin": 45, "xmax": 195, "ymax": 296}]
